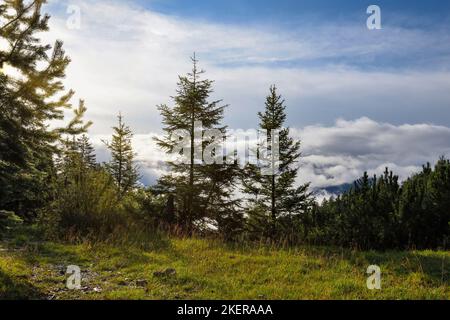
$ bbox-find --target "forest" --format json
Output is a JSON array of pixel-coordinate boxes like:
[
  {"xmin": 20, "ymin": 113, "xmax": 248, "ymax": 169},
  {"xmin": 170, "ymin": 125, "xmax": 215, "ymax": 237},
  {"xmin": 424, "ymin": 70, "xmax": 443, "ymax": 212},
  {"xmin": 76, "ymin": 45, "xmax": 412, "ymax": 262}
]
[{"xmin": 0, "ymin": 0, "xmax": 449, "ymax": 253}]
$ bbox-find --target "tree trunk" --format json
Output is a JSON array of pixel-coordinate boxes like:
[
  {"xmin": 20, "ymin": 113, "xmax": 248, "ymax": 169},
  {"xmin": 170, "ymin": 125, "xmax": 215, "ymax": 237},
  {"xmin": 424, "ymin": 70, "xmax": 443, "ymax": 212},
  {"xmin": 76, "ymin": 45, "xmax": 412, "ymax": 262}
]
[{"xmin": 271, "ymin": 174, "xmax": 276, "ymax": 237}]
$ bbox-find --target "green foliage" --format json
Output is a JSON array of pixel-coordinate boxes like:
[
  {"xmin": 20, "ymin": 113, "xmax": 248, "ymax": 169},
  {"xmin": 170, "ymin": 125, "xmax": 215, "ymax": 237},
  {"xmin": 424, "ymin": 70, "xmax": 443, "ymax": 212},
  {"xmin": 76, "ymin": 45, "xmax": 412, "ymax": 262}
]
[
  {"xmin": 104, "ymin": 113, "xmax": 139, "ymax": 197},
  {"xmin": 132, "ymin": 187, "xmax": 168, "ymax": 227},
  {"xmin": 41, "ymin": 132, "xmax": 157, "ymax": 244},
  {"xmin": 0, "ymin": 0, "xmax": 90, "ymax": 219},
  {"xmin": 1, "ymin": 2, "xmax": 448, "ymax": 253},
  {"xmin": 312, "ymin": 162, "xmax": 450, "ymax": 249},
  {"xmin": 313, "ymin": 170, "xmax": 403, "ymax": 249},
  {"xmin": 0, "ymin": 210, "xmax": 23, "ymax": 234},
  {"xmin": 41, "ymin": 140, "xmax": 120, "ymax": 239},
  {"xmin": 75, "ymin": 134, "xmax": 97, "ymax": 169},
  {"xmin": 242, "ymin": 86, "xmax": 312, "ymax": 240},
  {"xmin": 154, "ymin": 55, "xmax": 240, "ymax": 236},
  {"xmin": 399, "ymin": 158, "xmax": 450, "ymax": 248}
]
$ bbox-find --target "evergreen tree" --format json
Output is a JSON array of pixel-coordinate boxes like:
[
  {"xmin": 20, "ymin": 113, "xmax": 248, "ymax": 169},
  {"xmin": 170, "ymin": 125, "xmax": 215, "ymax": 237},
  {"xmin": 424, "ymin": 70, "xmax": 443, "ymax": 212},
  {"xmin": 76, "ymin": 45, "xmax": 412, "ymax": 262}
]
[
  {"xmin": 0, "ymin": 0, "xmax": 90, "ymax": 219},
  {"xmin": 76, "ymin": 134, "xmax": 97, "ymax": 169},
  {"xmin": 427, "ymin": 158, "xmax": 450, "ymax": 247},
  {"xmin": 46, "ymin": 149, "xmax": 121, "ymax": 239},
  {"xmin": 311, "ymin": 160, "xmax": 449, "ymax": 250},
  {"xmin": 104, "ymin": 113, "xmax": 139, "ymax": 197},
  {"xmin": 202, "ymin": 160, "xmax": 243, "ymax": 241},
  {"xmin": 242, "ymin": 85, "xmax": 311, "ymax": 240},
  {"xmin": 399, "ymin": 159, "xmax": 450, "ymax": 248},
  {"xmin": 321, "ymin": 170, "xmax": 401, "ymax": 249},
  {"xmin": 154, "ymin": 55, "xmax": 229, "ymax": 232}
]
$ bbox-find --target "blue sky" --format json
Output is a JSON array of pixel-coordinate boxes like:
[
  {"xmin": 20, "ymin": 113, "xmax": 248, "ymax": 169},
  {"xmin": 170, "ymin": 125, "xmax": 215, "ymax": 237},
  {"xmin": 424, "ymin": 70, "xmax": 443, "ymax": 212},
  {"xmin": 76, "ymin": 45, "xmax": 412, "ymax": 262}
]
[
  {"xmin": 129, "ymin": 0, "xmax": 450, "ymax": 128},
  {"xmin": 38, "ymin": 0, "xmax": 450, "ymax": 187},
  {"xmin": 141, "ymin": 0, "xmax": 450, "ymax": 25},
  {"xmin": 43, "ymin": 0, "xmax": 450, "ymax": 129},
  {"xmin": 135, "ymin": 0, "xmax": 450, "ymax": 71}
]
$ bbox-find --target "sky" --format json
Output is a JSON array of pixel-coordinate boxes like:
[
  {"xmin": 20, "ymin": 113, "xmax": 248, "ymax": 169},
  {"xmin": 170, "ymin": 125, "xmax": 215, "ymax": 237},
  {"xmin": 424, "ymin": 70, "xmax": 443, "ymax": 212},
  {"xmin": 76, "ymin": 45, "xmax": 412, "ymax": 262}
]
[{"xmin": 35, "ymin": 0, "xmax": 450, "ymax": 190}]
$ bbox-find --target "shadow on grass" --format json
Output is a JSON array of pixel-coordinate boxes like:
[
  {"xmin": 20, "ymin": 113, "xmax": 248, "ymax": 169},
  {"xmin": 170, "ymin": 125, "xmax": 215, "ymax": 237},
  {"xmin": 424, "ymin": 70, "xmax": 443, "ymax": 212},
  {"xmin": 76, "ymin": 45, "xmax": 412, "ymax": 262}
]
[
  {"xmin": 0, "ymin": 269, "xmax": 45, "ymax": 300},
  {"xmin": 5, "ymin": 223, "xmax": 172, "ymax": 261},
  {"xmin": 211, "ymin": 239, "xmax": 449, "ymax": 286},
  {"xmin": 345, "ymin": 250, "xmax": 449, "ymax": 285}
]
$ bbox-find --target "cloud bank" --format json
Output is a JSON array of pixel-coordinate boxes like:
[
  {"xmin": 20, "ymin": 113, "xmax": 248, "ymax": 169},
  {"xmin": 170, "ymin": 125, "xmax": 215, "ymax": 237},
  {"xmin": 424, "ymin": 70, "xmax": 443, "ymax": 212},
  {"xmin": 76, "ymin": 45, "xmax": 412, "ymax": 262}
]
[
  {"xmin": 41, "ymin": 0, "xmax": 450, "ymax": 135},
  {"xmin": 91, "ymin": 117, "xmax": 450, "ymax": 190},
  {"xmin": 38, "ymin": 1, "xmax": 450, "ymax": 191},
  {"xmin": 296, "ymin": 117, "xmax": 450, "ymax": 188}
]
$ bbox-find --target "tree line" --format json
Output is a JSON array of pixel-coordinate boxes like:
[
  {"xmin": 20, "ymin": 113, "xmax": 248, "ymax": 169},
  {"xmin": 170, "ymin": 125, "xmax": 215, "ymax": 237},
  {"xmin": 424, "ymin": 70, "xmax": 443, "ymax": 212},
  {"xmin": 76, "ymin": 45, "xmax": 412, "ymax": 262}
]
[{"xmin": 1, "ymin": 1, "xmax": 448, "ymax": 249}]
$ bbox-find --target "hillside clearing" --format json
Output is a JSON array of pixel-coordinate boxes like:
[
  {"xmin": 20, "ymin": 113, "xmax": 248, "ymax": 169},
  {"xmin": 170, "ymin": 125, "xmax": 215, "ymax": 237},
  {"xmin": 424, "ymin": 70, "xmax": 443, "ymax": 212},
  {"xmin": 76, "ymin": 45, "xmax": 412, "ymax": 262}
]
[{"xmin": 0, "ymin": 235, "xmax": 448, "ymax": 300}]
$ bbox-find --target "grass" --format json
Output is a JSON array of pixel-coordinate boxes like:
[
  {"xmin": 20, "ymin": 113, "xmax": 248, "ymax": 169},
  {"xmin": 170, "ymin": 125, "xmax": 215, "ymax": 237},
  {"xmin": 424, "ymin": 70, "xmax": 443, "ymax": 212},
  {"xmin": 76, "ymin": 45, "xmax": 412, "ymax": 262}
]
[{"xmin": 0, "ymin": 228, "xmax": 448, "ymax": 300}]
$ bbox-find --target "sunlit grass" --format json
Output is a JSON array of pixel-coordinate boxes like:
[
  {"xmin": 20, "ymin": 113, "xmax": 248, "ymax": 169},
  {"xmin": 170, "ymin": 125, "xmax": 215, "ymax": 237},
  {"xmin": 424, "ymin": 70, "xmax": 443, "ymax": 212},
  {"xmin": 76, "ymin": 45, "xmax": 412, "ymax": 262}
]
[{"xmin": 0, "ymin": 234, "xmax": 448, "ymax": 300}]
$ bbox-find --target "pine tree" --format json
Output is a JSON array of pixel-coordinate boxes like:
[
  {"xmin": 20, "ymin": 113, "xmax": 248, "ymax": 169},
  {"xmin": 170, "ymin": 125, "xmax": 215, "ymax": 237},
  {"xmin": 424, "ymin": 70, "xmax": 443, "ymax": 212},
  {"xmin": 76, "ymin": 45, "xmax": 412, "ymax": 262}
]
[
  {"xmin": 202, "ymin": 160, "xmax": 243, "ymax": 241},
  {"xmin": 242, "ymin": 85, "xmax": 311, "ymax": 240},
  {"xmin": 104, "ymin": 113, "xmax": 139, "ymax": 197},
  {"xmin": 0, "ymin": 0, "xmax": 90, "ymax": 218},
  {"xmin": 154, "ymin": 55, "xmax": 229, "ymax": 232},
  {"xmin": 76, "ymin": 134, "xmax": 97, "ymax": 169},
  {"xmin": 0, "ymin": 0, "xmax": 50, "ymax": 70},
  {"xmin": 400, "ymin": 158, "xmax": 450, "ymax": 248},
  {"xmin": 48, "ymin": 144, "xmax": 120, "ymax": 239}
]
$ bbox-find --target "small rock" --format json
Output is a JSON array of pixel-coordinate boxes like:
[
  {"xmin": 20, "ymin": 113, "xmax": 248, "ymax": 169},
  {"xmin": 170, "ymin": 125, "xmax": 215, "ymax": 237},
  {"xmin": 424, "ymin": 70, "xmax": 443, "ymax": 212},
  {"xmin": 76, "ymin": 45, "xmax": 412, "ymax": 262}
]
[
  {"xmin": 136, "ymin": 279, "xmax": 148, "ymax": 287},
  {"xmin": 153, "ymin": 268, "xmax": 177, "ymax": 277},
  {"xmin": 165, "ymin": 268, "xmax": 176, "ymax": 276},
  {"xmin": 55, "ymin": 265, "xmax": 66, "ymax": 275},
  {"xmin": 93, "ymin": 287, "xmax": 102, "ymax": 293},
  {"xmin": 118, "ymin": 280, "xmax": 128, "ymax": 286}
]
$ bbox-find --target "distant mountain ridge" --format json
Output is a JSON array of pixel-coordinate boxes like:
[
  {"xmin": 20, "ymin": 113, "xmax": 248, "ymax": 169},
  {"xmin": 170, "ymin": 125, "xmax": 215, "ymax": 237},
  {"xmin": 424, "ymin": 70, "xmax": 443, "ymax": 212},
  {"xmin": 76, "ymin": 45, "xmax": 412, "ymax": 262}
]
[
  {"xmin": 322, "ymin": 183, "xmax": 353, "ymax": 195},
  {"xmin": 313, "ymin": 183, "xmax": 353, "ymax": 202}
]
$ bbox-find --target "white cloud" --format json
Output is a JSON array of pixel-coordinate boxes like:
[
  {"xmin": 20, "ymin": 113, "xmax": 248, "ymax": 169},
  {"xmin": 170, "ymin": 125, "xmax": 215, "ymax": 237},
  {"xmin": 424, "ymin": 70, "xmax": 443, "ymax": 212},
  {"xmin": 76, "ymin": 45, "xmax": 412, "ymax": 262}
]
[
  {"xmin": 33, "ymin": 1, "xmax": 450, "ymax": 191},
  {"xmin": 294, "ymin": 118, "xmax": 450, "ymax": 188},
  {"xmin": 90, "ymin": 117, "xmax": 450, "ymax": 189},
  {"xmin": 38, "ymin": 0, "xmax": 450, "ymax": 135}
]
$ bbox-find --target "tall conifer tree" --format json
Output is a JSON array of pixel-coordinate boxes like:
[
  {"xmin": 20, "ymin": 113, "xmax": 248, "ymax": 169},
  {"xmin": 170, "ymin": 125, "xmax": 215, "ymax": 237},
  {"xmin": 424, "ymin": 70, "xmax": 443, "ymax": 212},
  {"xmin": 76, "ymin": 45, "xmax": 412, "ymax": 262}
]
[
  {"xmin": 104, "ymin": 113, "xmax": 139, "ymax": 197},
  {"xmin": 155, "ymin": 55, "xmax": 229, "ymax": 232},
  {"xmin": 0, "ymin": 0, "xmax": 90, "ymax": 218},
  {"xmin": 76, "ymin": 134, "xmax": 97, "ymax": 169},
  {"xmin": 242, "ymin": 86, "xmax": 311, "ymax": 239}
]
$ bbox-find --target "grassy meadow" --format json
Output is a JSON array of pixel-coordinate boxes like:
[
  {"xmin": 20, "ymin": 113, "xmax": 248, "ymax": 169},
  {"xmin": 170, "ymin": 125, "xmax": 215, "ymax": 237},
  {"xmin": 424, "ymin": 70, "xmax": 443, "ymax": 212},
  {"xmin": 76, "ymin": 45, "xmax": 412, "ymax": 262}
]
[{"xmin": 0, "ymin": 228, "xmax": 448, "ymax": 300}]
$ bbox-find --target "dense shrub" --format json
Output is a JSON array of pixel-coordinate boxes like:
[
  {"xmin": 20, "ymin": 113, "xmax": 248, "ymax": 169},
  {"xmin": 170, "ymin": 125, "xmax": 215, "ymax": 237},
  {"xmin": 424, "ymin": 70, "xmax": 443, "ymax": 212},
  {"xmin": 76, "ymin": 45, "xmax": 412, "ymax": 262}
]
[
  {"xmin": 0, "ymin": 210, "xmax": 23, "ymax": 236},
  {"xmin": 309, "ymin": 160, "xmax": 450, "ymax": 250}
]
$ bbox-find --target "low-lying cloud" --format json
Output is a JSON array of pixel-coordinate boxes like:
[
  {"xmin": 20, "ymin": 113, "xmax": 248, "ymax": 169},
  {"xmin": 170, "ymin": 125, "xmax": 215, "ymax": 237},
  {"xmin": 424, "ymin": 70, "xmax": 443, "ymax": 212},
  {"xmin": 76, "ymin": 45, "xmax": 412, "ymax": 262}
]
[
  {"xmin": 39, "ymin": 1, "xmax": 450, "ymax": 192},
  {"xmin": 295, "ymin": 117, "xmax": 450, "ymax": 188},
  {"xmin": 91, "ymin": 117, "xmax": 450, "ymax": 190}
]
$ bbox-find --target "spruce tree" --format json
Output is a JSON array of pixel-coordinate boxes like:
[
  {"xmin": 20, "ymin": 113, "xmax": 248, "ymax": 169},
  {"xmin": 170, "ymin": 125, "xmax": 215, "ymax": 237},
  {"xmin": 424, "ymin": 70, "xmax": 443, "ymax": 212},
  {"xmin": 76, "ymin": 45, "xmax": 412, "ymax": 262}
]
[
  {"xmin": 104, "ymin": 113, "xmax": 139, "ymax": 197},
  {"xmin": 155, "ymin": 55, "xmax": 229, "ymax": 232},
  {"xmin": 0, "ymin": 0, "xmax": 90, "ymax": 218},
  {"xmin": 242, "ymin": 85, "xmax": 311, "ymax": 240},
  {"xmin": 202, "ymin": 160, "xmax": 243, "ymax": 241},
  {"xmin": 76, "ymin": 134, "xmax": 97, "ymax": 169}
]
